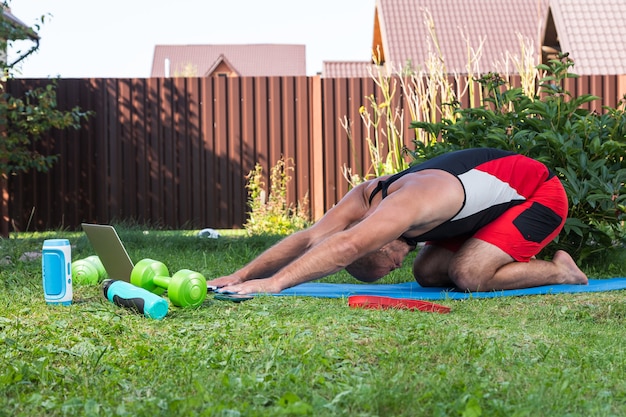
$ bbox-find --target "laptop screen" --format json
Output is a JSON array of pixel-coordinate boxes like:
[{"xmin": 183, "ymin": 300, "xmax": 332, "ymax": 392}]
[{"xmin": 81, "ymin": 224, "xmax": 134, "ymax": 282}]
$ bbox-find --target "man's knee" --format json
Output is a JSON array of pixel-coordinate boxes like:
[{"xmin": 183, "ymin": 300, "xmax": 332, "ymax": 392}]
[
  {"xmin": 413, "ymin": 256, "xmax": 452, "ymax": 287},
  {"xmin": 413, "ymin": 272, "xmax": 444, "ymax": 287}
]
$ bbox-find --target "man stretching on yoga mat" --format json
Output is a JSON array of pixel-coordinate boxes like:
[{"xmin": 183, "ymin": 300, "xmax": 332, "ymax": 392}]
[{"xmin": 207, "ymin": 147, "xmax": 588, "ymax": 294}]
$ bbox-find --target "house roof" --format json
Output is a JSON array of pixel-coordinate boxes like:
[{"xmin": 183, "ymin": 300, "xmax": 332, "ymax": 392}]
[
  {"xmin": 323, "ymin": 0, "xmax": 626, "ymax": 77},
  {"xmin": 372, "ymin": 0, "xmax": 550, "ymax": 75},
  {"xmin": 322, "ymin": 61, "xmax": 378, "ymax": 78},
  {"xmin": 151, "ymin": 44, "xmax": 306, "ymax": 77},
  {"xmin": 549, "ymin": 0, "xmax": 626, "ymax": 75}
]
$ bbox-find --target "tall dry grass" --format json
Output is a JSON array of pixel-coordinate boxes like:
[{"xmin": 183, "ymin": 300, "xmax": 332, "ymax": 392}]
[{"xmin": 342, "ymin": 9, "xmax": 542, "ymax": 185}]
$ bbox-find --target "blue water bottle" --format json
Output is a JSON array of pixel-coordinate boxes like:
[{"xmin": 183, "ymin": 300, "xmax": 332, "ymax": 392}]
[
  {"xmin": 42, "ymin": 239, "xmax": 73, "ymax": 305},
  {"xmin": 102, "ymin": 279, "xmax": 169, "ymax": 320}
]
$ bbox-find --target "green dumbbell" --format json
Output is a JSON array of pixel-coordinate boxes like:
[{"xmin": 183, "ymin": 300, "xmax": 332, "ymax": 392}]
[
  {"xmin": 130, "ymin": 259, "xmax": 207, "ymax": 308},
  {"xmin": 72, "ymin": 255, "xmax": 107, "ymax": 285}
]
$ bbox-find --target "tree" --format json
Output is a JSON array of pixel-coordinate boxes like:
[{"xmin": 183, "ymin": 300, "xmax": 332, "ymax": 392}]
[{"xmin": 1, "ymin": 3, "xmax": 92, "ymax": 236}]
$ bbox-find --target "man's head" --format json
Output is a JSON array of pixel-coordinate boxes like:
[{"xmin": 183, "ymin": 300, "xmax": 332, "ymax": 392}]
[{"xmin": 345, "ymin": 239, "xmax": 414, "ymax": 282}]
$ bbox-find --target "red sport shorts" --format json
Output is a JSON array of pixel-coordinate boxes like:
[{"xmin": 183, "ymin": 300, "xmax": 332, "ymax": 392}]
[{"xmin": 428, "ymin": 175, "xmax": 568, "ymax": 262}]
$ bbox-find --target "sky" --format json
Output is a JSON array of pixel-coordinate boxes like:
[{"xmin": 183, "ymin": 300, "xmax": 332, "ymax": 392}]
[{"xmin": 7, "ymin": 0, "xmax": 376, "ymax": 78}]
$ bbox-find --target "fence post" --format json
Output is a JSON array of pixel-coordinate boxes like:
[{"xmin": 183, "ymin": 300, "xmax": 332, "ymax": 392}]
[{"xmin": 311, "ymin": 75, "xmax": 325, "ymax": 221}]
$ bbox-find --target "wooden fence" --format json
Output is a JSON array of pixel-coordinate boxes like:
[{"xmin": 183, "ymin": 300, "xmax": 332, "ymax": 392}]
[{"xmin": 6, "ymin": 74, "xmax": 626, "ymax": 232}]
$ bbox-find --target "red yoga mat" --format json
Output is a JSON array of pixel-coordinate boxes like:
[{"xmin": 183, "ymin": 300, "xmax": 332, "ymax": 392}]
[{"xmin": 348, "ymin": 295, "xmax": 451, "ymax": 314}]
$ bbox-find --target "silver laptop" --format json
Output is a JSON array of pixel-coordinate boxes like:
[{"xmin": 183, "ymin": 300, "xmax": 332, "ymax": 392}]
[{"xmin": 81, "ymin": 223, "xmax": 134, "ymax": 282}]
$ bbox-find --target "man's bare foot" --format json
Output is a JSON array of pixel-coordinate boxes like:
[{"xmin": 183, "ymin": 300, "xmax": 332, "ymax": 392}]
[{"xmin": 553, "ymin": 250, "xmax": 588, "ymax": 285}]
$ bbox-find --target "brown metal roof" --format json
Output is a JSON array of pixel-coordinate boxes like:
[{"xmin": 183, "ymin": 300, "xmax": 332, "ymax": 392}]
[
  {"xmin": 373, "ymin": 0, "xmax": 550, "ymax": 75},
  {"xmin": 322, "ymin": 61, "xmax": 378, "ymax": 78},
  {"xmin": 549, "ymin": 0, "xmax": 626, "ymax": 75},
  {"xmin": 151, "ymin": 44, "xmax": 306, "ymax": 77}
]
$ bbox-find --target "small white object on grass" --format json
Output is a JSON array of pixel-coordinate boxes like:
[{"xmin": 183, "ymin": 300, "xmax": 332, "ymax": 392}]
[{"xmin": 198, "ymin": 228, "xmax": 220, "ymax": 239}]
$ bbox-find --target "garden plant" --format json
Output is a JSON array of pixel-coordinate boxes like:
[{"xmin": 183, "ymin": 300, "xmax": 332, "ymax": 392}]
[
  {"xmin": 244, "ymin": 157, "xmax": 310, "ymax": 236},
  {"xmin": 1, "ymin": 4, "xmax": 92, "ymax": 237}
]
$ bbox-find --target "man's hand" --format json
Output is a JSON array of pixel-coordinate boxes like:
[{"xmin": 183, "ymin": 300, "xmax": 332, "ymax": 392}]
[
  {"xmin": 206, "ymin": 274, "xmax": 245, "ymax": 289},
  {"xmin": 218, "ymin": 278, "xmax": 283, "ymax": 295}
]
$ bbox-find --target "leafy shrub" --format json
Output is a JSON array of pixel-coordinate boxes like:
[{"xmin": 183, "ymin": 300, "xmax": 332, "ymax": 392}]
[
  {"xmin": 408, "ymin": 54, "xmax": 626, "ymax": 262},
  {"xmin": 1, "ymin": 82, "xmax": 92, "ymax": 176},
  {"xmin": 244, "ymin": 158, "xmax": 310, "ymax": 235}
]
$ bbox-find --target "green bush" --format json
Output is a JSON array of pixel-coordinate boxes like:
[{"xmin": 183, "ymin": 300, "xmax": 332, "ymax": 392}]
[
  {"xmin": 409, "ymin": 54, "xmax": 626, "ymax": 263},
  {"xmin": 1, "ymin": 82, "xmax": 92, "ymax": 176},
  {"xmin": 1, "ymin": 6, "xmax": 92, "ymax": 178},
  {"xmin": 244, "ymin": 158, "xmax": 310, "ymax": 235}
]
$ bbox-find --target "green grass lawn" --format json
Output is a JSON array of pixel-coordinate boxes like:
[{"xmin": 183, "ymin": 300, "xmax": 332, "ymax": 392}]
[{"xmin": 2, "ymin": 227, "xmax": 626, "ymax": 416}]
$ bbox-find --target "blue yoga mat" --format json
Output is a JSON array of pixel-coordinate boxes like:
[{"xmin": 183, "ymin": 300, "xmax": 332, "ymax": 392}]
[{"xmin": 276, "ymin": 279, "xmax": 626, "ymax": 300}]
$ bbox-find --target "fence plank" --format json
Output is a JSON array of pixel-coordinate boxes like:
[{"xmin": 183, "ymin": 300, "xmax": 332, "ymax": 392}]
[
  {"xmin": 310, "ymin": 76, "xmax": 325, "ymax": 220},
  {"xmin": 294, "ymin": 76, "xmax": 312, "ymax": 210},
  {"xmin": 227, "ymin": 77, "xmax": 244, "ymax": 227}
]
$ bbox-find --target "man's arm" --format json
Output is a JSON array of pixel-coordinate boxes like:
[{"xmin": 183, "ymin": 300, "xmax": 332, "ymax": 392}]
[
  {"xmin": 218, "ymin": 169, "xmax": 468, "ymax": 293},
  {"xmin": 206, "ymin": 229, "xmax": 316, "ymax": 288},
  {"xmin": 216, "ymin": 183, "xmax": 422, "ymax": 294},
  {"xmin": 206, "ymin": 181, "xmax": 374, "ymax": 288}
]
